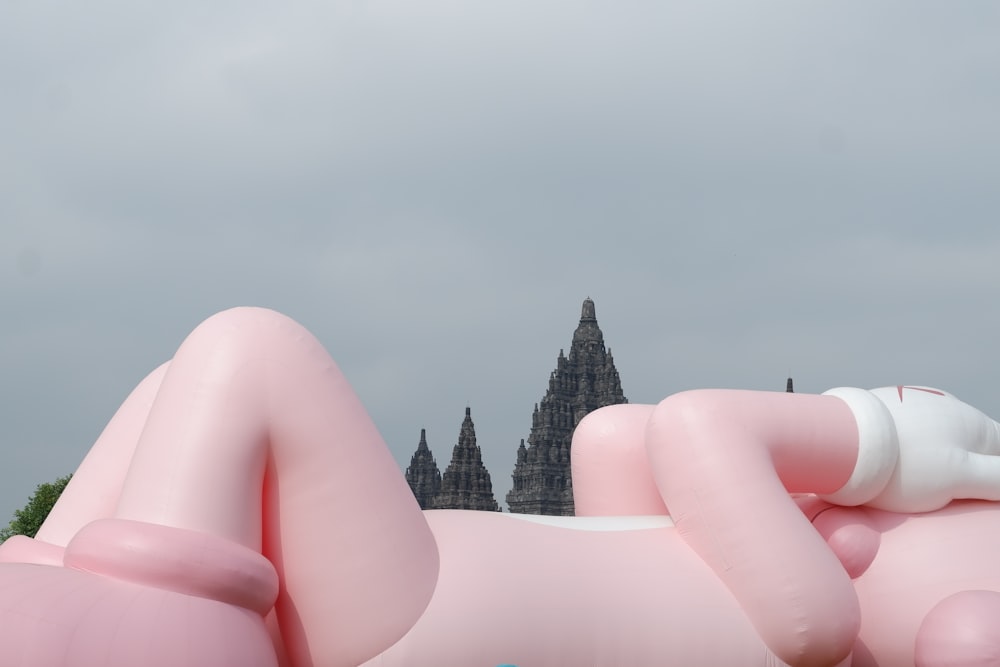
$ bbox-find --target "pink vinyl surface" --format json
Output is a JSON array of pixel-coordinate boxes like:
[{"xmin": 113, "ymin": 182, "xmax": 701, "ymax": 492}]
[{"xmin": 4, "ymin": 307, "xmax": 1000, "ymax": 667}]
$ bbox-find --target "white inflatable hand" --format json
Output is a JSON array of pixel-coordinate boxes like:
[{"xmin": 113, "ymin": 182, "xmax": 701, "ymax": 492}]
[{"xmin": 821, "ymin": 386, "xmax": 1000, "ymax": 513}]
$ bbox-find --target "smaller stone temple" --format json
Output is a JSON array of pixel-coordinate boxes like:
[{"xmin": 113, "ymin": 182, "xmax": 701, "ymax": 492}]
[
  {"xmin": 405, "ymin": 408, "xmax": 500, "ymax": 511},
  {"xmin": 404, "ymin": 429, "xmax": 441, "ymax": 510}
]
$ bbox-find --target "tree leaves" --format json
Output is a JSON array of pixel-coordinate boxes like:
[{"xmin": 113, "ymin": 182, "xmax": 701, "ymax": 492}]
[{"xmin": 0, "ymin": 475, "xmax": 72, "ymax": 543}]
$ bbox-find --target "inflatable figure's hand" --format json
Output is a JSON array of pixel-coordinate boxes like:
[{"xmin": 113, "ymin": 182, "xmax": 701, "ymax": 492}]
[{"xmin": 821, "ymin": 386, "xmax": 1000, "ymax": 513}]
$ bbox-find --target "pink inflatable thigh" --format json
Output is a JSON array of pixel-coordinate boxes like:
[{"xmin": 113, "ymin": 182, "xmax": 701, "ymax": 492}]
[{"xmin": 104, "ymin": 307, "xmax": 438, "ymax": 667}]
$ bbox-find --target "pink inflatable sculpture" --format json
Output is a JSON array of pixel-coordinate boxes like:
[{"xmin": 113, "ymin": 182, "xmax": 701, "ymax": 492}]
[{"xmin": 3, "ymin": 307, "xmax": 1000, "ymax": 667}]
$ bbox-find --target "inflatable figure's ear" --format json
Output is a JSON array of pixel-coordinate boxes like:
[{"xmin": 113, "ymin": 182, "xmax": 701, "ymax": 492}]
[{"xmin": 811, "ymin": 507, "xmax": 881, "ymax": 579}]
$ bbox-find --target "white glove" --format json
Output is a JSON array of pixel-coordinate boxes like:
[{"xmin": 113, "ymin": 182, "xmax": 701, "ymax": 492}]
[{"xmin": 820, "ymin": 386, "xmax": 1000, "ymax": 513}]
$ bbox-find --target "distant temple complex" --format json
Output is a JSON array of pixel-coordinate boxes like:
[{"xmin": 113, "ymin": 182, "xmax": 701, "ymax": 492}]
[
  {"xmin": 405, "ymin": 298, "xmax": 627, "ymax": 515},
  {"xmin": 405, "ymin": 408, "xmax": 500, "ymax": 511}
]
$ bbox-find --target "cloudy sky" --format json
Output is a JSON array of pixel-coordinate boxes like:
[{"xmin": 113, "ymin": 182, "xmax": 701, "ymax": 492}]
[{"xmin": 2, "ymin": 1, "xmax": 999, "ymax": 519}]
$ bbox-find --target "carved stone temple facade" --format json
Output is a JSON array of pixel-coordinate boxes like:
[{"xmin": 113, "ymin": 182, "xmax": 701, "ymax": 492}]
[
  {"xmin": 404, "ymin": 429, "xmax": 442, "ymax": 509},
  {"xmin": 404, "ymin": 298, "xmax": 627, "ymax": 515},
  {"xmin": 405, "ymin": 408, "xmax": 500, "ymax": 511},
  {"xmin": 506, "ymin": 298, "xmax": 627, "ymax": 515}
]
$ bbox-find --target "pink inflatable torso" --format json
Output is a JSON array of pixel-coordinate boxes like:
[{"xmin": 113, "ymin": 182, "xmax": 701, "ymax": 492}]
[
  {"xmin": 360, "ymin": 502, "xmax": 1000, "ymax": 667},
  {"xmin": 3, "ymin": 308, "xmax": 1000, "ymax": 667}
]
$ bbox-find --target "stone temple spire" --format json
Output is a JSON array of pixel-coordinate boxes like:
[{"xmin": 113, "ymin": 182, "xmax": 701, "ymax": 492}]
[
  {"xmin": 404, "ymin": 428, "xmax": 442, "ymax": 510},
  {"xmin": 507, "ymin": 298, "xmax": 627, "ymax": 515},
  {"xmin": 432, "ymin": 407, "xmax": 500, "ymax": 511}
]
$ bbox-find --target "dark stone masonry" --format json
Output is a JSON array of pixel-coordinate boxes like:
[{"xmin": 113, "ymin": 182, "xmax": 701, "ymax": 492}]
[
  {"xmin": 404, "ymin": 429, "xmax": 442, "ymax": 510},
  {"xmin": 506, "ymin": 298, "xmax": 627, "ymax": 515},
  {"xmin": 405, "ymin": 298, "xmax": 627, "ymax": 515},
  {"xmin": 432, "ymin": 407, "xmax": 500, "ymax": 511},
  {"xmin": 406, "ymin": 408, "xmax": 500, "ymax": 512}
]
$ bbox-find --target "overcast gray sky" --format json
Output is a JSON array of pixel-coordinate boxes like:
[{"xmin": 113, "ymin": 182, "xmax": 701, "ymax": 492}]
[{"xmin": 2, "ymin": 1, "xmax": 999, "ymax": 519}]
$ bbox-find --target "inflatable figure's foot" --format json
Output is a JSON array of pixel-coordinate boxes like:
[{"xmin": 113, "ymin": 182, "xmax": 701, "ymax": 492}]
[
  {"xmin": 0, "ymin": 519, "xmax": 280, "ymax": 667},
  {"xmin": 916, "ymin": 590, "xmax": 1000, "ymax": 667}
]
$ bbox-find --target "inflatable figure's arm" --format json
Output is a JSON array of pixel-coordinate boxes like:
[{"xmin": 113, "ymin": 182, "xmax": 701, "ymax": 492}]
[
  {"xmin": 644, "ymin": 390, "xmax": 863, "ymax": 667},
  {"xmin": 574, "ymin": 387, "xmax": 1000, "ymax": 667}
]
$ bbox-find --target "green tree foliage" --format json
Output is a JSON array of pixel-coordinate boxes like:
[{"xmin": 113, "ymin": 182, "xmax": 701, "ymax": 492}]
[{"xmin": 0, "ymin": 475, "xmax": 72, "ymax": 543}]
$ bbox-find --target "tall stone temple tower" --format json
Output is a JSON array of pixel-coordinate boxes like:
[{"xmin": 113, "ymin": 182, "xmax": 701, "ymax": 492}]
[
  {"xmin": 404, "ymin": 429, "xmax": 441, "ymax": 510},
  {"xmin": 506, "ymin": 298, "xmax": 627, "ymax": 515},
  {"xmin": 405, "ymin": 408, "xmax": 500, "ymax": 511}
]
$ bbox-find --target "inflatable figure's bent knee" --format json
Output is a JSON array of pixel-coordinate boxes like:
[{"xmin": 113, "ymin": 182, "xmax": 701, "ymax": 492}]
[
  {"xmin": 106, "ymin": 305, "xmax": 438, "ymax": 667},
  {"xmin": 571, "ymin": 404, "xmax": 665, "ymax": 516}
]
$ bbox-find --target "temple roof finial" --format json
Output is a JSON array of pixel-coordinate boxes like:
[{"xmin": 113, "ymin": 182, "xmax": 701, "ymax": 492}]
[{"xmin": 572, "ymin": 298, "xmax": 603, "ymax": 346}]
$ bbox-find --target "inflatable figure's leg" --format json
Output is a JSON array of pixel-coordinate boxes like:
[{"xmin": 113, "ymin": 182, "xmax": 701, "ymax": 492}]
[
  {"xmin": 38, "ymin": 362, "xmax": 170, "ymax": 545},
  {"xmin": 111, "ymin": 307, "xmax": 439, "ymax": 667},
  {"xmin": 0, "ymin": 308, "xmax": 439, "ymax": 667},
  {"xmin": 916, "ymin": 590, "xmax": 1000, "ymax": 667},
  {"xmin": 645, "ymin": 390, "xmax": 868, "ymax": 667},
  {"xmin": 574, "ymin": 404, "xmax": 885, "ymax": 582},
  {"xmin": 571, "ymin": 404, "xmax": 666, "ymax": 516},
  {"xmin": 0, "ymin": 363, "xmax": 169, "ymax": 565}
]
